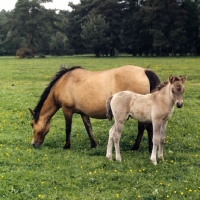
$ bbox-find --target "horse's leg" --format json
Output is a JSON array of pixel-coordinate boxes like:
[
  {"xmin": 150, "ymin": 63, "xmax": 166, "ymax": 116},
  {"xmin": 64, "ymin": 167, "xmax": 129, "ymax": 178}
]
[
  {"xmin": 63, "ymin": 118, "xmax": 72, "ymax": 149},
  {"xmin": 131, "ymin": 121, "xmax": 145, "ymax": 150},
  {"xmin": 158, "ymin": 121, "xmax": 167, "ymax": 161},
  {"xmin": 63, "ymin": 108, "xmax": 73, "ymax": 149},
  {"xmin": 146, "ymin": 123, "xmax": 153, "ymax": 153},
  {"xmin": 150, "ymin": 122, "xmax": 162, "ymax": 165},
  {"xmin": 106, "ymin": 125, "xmax": 115, "ymax": 160},
  {"xmin": 81, "ymin": 114, "xmax": 97, "ymax": 148}
]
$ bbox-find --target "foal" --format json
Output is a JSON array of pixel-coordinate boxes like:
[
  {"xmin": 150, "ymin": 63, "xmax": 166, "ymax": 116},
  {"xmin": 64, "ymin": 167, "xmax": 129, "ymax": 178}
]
[{"xmin": 106, "ymin": 75, "xmax": 187, "ymax": 165}]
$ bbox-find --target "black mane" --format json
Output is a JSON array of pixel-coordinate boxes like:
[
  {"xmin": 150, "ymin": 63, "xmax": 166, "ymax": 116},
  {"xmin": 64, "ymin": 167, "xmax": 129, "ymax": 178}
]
[{"xmin": 33, "ymin": 66, "xmax": 83, "ymax": 122}]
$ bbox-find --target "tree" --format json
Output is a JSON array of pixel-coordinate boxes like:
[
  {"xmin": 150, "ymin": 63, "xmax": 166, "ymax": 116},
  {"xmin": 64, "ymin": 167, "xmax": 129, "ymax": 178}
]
[
  {"xmin": 49, "ymin": 31, "xmax": 68, "ymax": 55},
  {"xmin": 121, "ymin": 0, "xmax": 152, "ymax": 56},
  {"xmin": 0, "ymin": 10, "xmax": 14, "ymax": 55},
  {"xmin": 10, "ymin": 0, "xmax": 58, "ymax": 53},
  {"xmin": 93, "ymin": 0, "xmax": 124, "ymax": 56},
  {"xmin": 81, "ymin": 14, "xmax": 110, "ymax": 57},
  {"xmin": 181, "ymin": 0, "xmax": 200, "ymax": 55},
  {"xmin": 69, "ymin": 0, "xmax": 123, "ymax": 56},
  {"xmin": 142, "ymin": 0, "xmax": 187, "ymax": 56}
]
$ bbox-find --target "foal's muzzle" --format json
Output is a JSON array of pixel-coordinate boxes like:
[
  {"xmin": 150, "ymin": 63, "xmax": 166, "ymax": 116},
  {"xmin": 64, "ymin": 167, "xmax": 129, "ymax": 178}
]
[{"xmin": 176, "ymin": 102, "xmax": 183, "ymax": 108}]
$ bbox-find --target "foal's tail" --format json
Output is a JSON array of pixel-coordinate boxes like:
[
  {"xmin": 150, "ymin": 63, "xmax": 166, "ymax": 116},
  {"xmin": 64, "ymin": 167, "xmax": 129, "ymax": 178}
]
[{"xmin": 106, "ymin": 95, "xmax": 113, "ymax": 121}]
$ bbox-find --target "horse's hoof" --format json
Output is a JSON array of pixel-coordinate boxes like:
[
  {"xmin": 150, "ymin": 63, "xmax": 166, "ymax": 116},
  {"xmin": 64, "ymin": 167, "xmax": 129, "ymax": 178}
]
[
  {"xmin": 63, "ymin": 143, "xmax": 70, "ymax": 149},
  {"xmin": 148, "ymin": 148, "xmax": 152, "ymax": 154},
  {"xmin": 91, "ymin": 142, "xmax": 98, "ymax": 149},
  {"xmin": 131, "ymin": 145, "xmax": 139, "ymax": 151}
]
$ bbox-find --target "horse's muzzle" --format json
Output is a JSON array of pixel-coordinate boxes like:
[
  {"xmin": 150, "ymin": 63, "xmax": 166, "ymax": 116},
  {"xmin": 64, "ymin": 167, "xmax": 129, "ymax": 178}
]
[
  {"xmin": 32, "ymin": 143, "xmax": 41, "ymax": 148},
  {"xmin": 31, "ymin": 138, "xmax": 42, "ymax": 148},
  {"xmin": 176, "ymin": 102, "xmax": 183, "ymax": 108}
]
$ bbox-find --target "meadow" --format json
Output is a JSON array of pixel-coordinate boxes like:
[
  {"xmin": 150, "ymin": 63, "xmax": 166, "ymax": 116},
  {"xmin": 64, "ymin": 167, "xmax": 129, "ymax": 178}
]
[{"xmin": 0, "ymin": 55, "xmax": 200, "ymax": 200}]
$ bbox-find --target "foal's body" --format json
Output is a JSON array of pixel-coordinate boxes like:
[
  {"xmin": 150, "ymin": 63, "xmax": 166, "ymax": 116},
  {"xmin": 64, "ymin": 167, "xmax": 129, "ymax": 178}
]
[{"xmin": 106, "ymin": 75, "xmax": 186, "ymax": 165}]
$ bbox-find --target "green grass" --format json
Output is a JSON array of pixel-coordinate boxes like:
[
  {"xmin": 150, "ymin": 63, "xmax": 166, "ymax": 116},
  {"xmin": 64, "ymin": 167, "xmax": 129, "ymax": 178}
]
[{"xmin": 0, "ymin": 55, "xmax": 200, "ymax": 199}]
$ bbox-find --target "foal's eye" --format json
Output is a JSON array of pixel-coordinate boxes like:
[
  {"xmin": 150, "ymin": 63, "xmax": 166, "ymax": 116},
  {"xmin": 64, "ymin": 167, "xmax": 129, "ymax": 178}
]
[{"xmin": 172, "ymin": 90, "xmax": 175, "ymax": 93}]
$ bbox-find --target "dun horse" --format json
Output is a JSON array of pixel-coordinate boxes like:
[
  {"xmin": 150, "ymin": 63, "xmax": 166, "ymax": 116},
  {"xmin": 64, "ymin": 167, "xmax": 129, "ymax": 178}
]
[
  {"xmin": 106, "ymin": 75, "xmax": 187, "ymax": 165},
  {"xmin": 29, "ymin": 65, "xmax": 160, "ymax": 150}
]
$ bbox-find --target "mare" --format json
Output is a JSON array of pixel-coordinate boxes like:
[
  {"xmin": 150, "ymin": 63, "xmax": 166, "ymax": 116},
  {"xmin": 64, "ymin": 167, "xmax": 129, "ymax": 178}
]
[
  {"xmin": 29, "ymin": 65, "xmax": 160, "ymax": 151},
  {"xmin": 106, "ymin": 75, "xmax": 187, "ymax": 165}
]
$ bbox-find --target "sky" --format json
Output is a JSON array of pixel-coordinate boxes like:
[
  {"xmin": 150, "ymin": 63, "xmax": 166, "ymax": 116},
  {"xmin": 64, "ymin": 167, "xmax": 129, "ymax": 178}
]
[{"xmin": 1, "ymin": 0, "xmax": 80, "ymax": 11}]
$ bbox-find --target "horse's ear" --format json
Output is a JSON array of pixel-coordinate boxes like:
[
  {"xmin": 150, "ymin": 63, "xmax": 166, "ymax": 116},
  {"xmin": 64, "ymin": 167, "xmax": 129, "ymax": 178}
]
[
  {"xmin": 28, "ymin": 108, "xmax": 35, "ymax": 116},
  {"xmin": 181, "ymin": 76, "xmax": 187, "ymax": 83},
  {"xmin": 169, "ymin": 75, "xmax": 174, "ymax": 83}
]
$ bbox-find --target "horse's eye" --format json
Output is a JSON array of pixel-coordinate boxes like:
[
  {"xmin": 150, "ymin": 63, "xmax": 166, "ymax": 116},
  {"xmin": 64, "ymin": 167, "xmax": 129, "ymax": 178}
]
[
  {"xmin": 172, "ymin": 90, "xmax": 175, "ymax": 93},
  {"xmin": 30, "ymin": 123, "xmax": 33, "ymax": 127}
]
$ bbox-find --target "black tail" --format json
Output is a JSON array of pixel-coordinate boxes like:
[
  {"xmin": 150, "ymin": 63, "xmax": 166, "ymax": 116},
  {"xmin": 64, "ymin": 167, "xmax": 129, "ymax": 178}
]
[
  {"xmin": 145, "ymin": 70, "xmax": 160, "ymax": 92},
  {"xmin": 106, "ymin": 96, "xmax": 113, "ymax": 121}
]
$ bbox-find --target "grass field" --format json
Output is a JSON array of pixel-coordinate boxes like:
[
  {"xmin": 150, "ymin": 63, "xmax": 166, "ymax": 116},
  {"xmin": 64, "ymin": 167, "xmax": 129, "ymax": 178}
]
[{"xmin": 0, "ymin": 55, "xmax": 200, "ymax": 199}]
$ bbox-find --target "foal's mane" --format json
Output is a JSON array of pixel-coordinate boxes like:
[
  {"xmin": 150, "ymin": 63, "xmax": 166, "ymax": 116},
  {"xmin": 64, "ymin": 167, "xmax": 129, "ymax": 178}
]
[
  {"xmin": 33, "ymin": 66, "xmax": 83, "ymax": 122},
  {"xmin": 155, "ymin": 76, "xmax": 181, "ymax": 91}
]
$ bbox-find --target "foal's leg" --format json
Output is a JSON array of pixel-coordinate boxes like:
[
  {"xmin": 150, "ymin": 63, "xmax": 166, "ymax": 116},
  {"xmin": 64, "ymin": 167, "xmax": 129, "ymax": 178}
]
[
  {"xmin": 113, "ymin": 122, "xmax": 124, "ymax": 162},
  {"xmin": 150, "ymin": 122, "xmax": 162, "ymax": 165},
  {"xmin": 106, "ymin": 125, "xmax": 115, "ymax": 160},
  {"xmin": 158, "ymin": 121, "xmax": 167, "ymax": 161},
  {"xmin": 81, "ymin": 114, "xmax": 98, "ymax": 148},
  {"xmin": 106, "ymin": 121, "xmax": 124, "ymax": 162}
]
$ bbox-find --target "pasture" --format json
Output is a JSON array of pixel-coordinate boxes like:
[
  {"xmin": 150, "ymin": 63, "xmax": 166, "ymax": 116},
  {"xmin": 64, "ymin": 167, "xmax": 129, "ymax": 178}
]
[{"xmin": 0, "ymin": 55, "xmax": 200, "ymax": 199}]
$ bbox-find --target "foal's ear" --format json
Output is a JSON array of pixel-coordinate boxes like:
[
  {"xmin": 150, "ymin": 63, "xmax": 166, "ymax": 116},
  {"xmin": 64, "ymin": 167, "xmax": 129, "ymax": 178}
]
[
  {"xmin": 181, "ymin": 76, "xmax": 187, "ymax": 83},
  {"xmin": 169, "ymin": 75, "xmax": 174, "ymax": 83},
  {"xmin": 28, "ymin": 108, "xmax": 35, "ymax": 116}
]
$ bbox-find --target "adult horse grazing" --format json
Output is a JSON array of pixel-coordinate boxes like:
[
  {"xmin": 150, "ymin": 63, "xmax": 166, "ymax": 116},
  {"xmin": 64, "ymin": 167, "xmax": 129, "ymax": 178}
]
[
  {"xmin": 106, "ymin": 75, "xmax": 187, "ymax": 165},
  {"xmin": 29, "ymin": 65, "xmax": 160, "ymax": 150}
]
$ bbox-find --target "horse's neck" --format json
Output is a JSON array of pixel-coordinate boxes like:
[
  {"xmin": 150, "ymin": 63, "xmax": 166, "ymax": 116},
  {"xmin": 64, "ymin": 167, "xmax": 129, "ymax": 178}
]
[{"xmin": 39, "ymin": 94, "xmax": 59, "ymax": 122}]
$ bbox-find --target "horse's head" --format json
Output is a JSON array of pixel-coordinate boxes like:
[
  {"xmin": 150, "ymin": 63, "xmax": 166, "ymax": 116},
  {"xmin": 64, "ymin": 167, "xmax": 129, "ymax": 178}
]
[
  {"xmin": 29, "ymin": 108, "xmax": 50, "ymax": 148},
  {"xmin": 169, "ymin": 75, "xmax": 187, "ymax": 108}
]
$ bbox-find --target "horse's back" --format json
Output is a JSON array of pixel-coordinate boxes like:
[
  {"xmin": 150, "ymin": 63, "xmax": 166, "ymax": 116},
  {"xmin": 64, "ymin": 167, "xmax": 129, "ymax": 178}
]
[{"xmin": 54, "ymin": 65, "xmax": 151, "ymax": 118}]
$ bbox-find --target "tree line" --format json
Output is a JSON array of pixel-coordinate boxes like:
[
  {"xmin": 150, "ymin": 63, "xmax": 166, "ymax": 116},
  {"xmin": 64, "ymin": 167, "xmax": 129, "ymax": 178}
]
[{"xmin": 0, "ymin": 0, "xmax": 200, "ymax": 57}]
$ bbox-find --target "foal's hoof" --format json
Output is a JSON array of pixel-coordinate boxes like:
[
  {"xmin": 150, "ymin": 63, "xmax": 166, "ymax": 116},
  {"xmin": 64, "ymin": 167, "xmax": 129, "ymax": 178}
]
[
  {"xmin": 106, "ymin": 154, "xmax": 112, "ymax": 161},
  {"xmin": 116, "ymin": 158, "xmax": 122, "ymax": 162},
  {"xmin": 150, "ymin": 158, "xmax": 157, "ymax": 165},
  {"xmin": 158, "ymin": 156, "xmax": 165, "ymax": 161}
]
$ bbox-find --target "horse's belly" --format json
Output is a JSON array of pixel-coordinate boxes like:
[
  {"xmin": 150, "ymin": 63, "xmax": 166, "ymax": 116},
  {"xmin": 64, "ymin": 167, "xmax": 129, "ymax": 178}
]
[{"xmin": 75, "ymin": 103, "xmax": 107, "ymax": 119}]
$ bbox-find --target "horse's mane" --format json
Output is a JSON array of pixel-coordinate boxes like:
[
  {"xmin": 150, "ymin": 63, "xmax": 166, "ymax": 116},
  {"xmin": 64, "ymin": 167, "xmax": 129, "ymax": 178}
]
[
  {"xmin": 33, "ymin": 66, "xmax": 83, "ymax": 122},
  {"xmin": 155, "ymin": 76, "xmax": 181, "ymax": 91}
]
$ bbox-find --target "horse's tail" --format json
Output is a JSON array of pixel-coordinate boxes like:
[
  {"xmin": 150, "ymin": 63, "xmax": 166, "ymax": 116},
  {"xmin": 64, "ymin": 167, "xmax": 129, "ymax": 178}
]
[
  {"xmin": 106, "ymin": 95, "xmax": 113, "ymax": 121},
  {"xmin": 145, "ymin": 70, "xmax": 160, "ymax": 92}
]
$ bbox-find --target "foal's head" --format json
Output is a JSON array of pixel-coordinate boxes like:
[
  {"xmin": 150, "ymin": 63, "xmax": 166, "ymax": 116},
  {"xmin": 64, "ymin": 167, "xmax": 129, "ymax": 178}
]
[
  {"xmin": 169, "ymin": 75, "xmax": 187, "ymax": 108},
  {"xmin": 29, "ymin": 108, "xmax": 50, "ymax": 148}
]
